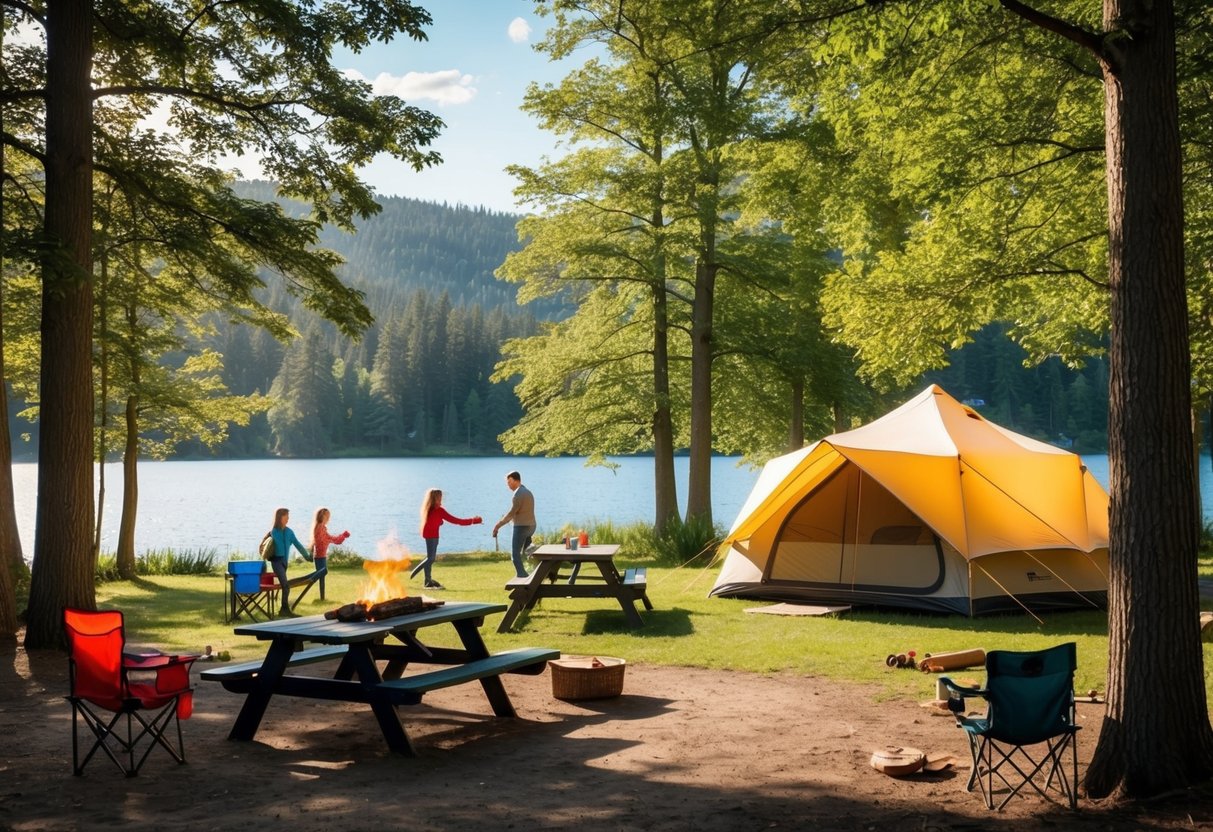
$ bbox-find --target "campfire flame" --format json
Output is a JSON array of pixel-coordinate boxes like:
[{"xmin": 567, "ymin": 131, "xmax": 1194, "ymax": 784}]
[
  {"xmin": 356, "ymin": 532, "xmax": 413, "ymax": 606},
  {"xmin": 357, "ymin": 558, "xmax": 412, "ymax": 606}
]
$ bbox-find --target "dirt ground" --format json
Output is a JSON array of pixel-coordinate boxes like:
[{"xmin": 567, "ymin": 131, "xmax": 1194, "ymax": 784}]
[{"xmin": 2, "ymin": 640, "xmax": 1211, "ymax": 832}]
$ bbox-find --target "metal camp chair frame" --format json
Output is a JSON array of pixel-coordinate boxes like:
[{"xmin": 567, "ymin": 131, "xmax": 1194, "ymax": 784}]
[{"xmin": 940, "ymin": 642, "xmax": 1081, "ymax": 811}]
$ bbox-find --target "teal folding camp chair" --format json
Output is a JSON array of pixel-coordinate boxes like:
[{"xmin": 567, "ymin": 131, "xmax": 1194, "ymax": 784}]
[{"xmin": 940, "ymin": 642, "xmax": 1080, "ymax": 810}]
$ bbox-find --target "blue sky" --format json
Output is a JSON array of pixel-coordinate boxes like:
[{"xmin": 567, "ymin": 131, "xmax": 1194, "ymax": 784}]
[{"xmin": 333, "ymin": 1, "xmax": 577, "ymax": 214}]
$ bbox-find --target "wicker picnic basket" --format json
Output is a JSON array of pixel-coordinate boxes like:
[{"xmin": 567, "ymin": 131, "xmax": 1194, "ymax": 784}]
[{"xmin": 549, "ymin": 655, "xmax": 626, "ymax": 701}]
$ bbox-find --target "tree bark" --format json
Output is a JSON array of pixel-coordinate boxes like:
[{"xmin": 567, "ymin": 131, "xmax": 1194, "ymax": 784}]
[
  {"xmin": 1083, "ymin": 0, "xmax": 1213, "ymax": 798},
  {"xmin": 25, "ymin": 0, "xmax": 95, "ymax": 650},
  {"xmin": 687, "ymin": 250, "xmax": 716, "ymax": 525},
  {"xmin": 0, "ymin": 375, "xmax": 20, "ymax": 638},
  {"xmin": 650, "ymin": 208, "xmax": 679, "ymax": 534},
  {"xmin": 116, "ymin": 395, "xmax": 138, "ymax": 576}
]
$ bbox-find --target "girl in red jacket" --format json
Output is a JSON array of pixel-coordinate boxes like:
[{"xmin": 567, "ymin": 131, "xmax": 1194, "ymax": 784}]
[
  {"xmin": 310, "ymin": 507, "xmax": 350, "ymax": 600},
  {"xmin": 413, "ymin": 488, "xmax": 481, "ymax": 589}
]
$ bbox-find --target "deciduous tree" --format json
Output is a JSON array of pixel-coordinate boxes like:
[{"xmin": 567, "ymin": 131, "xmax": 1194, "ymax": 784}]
[{"xmin": 2, "ymin": 0, "xmax": 442, "ymax": 647}]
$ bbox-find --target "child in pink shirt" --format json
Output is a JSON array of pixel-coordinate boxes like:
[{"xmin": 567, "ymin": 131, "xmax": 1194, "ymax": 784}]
[{"xmin": 310, "ymin": 507, "xmax": 350, "ymax": 600}]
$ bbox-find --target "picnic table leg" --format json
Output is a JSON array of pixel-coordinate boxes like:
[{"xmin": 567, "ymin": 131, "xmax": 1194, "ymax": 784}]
[
  {"xmin": 345, "ymin": 643, "xmax": 417, "ymax": 756},
  {"xmin": 497, "ymin": 561, "xmax": 555, "ymax": 633},
  {"xmin": 454, "ymin": 619, "xmax": 517, "ymax": 717},
  {"xmin": 229, "ymin": 639, "xmax": 295, "ymax": 741},
  {"xmin": 595, "ymin": 561, "xmax": 645, "ymax": 628}
]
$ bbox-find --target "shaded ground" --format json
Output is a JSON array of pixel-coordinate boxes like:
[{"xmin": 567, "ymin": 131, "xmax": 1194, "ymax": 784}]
[{"xmin": 2, "ymin": 640, "xmax": 1211, "ymax": 832}]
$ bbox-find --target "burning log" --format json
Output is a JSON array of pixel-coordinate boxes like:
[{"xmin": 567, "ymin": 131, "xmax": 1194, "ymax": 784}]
[
  {"xmin": 323, "ymin": 596, "xmax": 445, "ymax": 623},
  {"xmin": 366, "ymin": 596, "xmax": 443, "ymax": 620},
  {"xmin": 324, "ymin": 603, "xmax": 368, "ymax": 623}
]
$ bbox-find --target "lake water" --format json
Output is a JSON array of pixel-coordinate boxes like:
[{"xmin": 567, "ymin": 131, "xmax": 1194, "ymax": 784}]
[
  {"xmin": 10, "ymin": 456, "xmax": 764, "ymax": 562},
  {"xmin": 10, "ymin": 453, "xmax": 1213, "ymax": 562}
]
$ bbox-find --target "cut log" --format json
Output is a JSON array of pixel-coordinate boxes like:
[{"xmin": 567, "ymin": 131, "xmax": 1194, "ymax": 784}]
[
  {"xmin": 324, "ymin": 603, "xmax": 368, "ymax": 622},
  {"xmin": 366, "ymin": 596, "xmax": 444, "ymax": 620},
  {"xmin": 324, "ymin": 597, "xmax": 445, "ymax": 622},
  {"xmin": 919, "ymin": 648, "xmax": 986, "ymax": 672}
]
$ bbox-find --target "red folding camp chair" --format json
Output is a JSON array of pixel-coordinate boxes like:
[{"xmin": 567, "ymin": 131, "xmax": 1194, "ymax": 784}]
[{"xmin": 64, "ymin": 607, "xmax": 198, "ymax": 777}]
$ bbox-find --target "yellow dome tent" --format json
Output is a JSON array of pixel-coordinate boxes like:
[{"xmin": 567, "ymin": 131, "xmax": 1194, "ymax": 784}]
[{"xmin": 710, "ymin": 385, "xmax": 1109, "ymax": 615}]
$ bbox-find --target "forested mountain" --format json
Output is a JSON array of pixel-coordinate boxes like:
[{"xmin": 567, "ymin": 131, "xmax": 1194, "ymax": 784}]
[
  {"xmin": 235, "ymin": 181, "xmax": 561, "ymax": 316},
  {"xmin": 185, "ymin": 189, "xmax": 542, "ymax": 458}
]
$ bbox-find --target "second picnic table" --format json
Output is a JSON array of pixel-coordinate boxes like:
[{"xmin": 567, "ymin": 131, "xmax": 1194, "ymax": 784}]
[{"xmin": 498, "ymin": 544, "xmax": 653, "ymax": 633}]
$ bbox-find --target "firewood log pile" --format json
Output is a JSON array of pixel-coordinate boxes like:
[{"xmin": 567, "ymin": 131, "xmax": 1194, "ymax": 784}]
[{"xmin": 324, "ymin": 596, "xmax": 445, "ymax": 622}]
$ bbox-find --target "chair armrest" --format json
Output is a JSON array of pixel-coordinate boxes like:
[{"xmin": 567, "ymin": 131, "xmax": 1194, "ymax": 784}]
[
  {"xmin": 938, "ymin": 676, "xmax": 984, "ymax": 697},
  {"xmin": 124, "ymin": 653, "xmax": 200, "ymax": 669},
  {"xmin": 123, "ymin": 653, "xmax": 200, "ymax": 694}
]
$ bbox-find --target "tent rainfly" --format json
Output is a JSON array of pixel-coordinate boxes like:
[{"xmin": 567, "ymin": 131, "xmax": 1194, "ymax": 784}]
[{"xmin": 710, "ymin": 385, "xmax": 1109, "ymax": 615}]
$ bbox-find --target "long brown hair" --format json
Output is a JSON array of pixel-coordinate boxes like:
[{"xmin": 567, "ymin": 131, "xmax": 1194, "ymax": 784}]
[
  {"xmin": 311, "ymin": 507, "xmax": 330, "ymax": 546},
  {"xmin": 419, "ymin": 488, "xmax": 442, "ymax": 533},
  {"xmin": 273, "ymin": 507, "xmax": 290, "ymax": 529}
]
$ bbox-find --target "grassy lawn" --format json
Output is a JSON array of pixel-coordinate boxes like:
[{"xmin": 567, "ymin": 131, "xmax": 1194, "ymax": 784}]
[{"xmin": 95, "ymin": 550, "xmax": 1213, "ymax": 703}]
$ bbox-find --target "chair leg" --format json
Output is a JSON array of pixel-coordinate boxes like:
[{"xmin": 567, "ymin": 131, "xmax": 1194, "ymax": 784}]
[
  {"xmin": 128, "ymin": 701, "xmax": 185, "ymax": 773},
  {"xmin": 70, "ymin": 699, "xmax": 137, "ymax": 777},
  {"xmin": 973, "ymin": 735, "xmax": 1079, "ymax": 811},
  {"xmin": 69, "ymin": 697, "xmax": 186, "ymax": 777},
  {"xmin": 1071, "ymin": 731, "xmax": 1079, "ymax": 809}
]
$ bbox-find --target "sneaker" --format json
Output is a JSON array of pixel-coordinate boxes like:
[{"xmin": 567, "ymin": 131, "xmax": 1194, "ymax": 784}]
[
  {"xmin": 424, "ymin": 580, "xmax": 445, "ymax": 590},
  {"xmin": 277, "ymin": 609, "xmax": 300, "ymax": 619}
]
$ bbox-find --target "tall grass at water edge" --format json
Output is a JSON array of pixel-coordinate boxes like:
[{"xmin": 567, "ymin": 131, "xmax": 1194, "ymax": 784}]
[{"xmin": 94, "ymin": 547, "xmax": 223, "ymax": 582}]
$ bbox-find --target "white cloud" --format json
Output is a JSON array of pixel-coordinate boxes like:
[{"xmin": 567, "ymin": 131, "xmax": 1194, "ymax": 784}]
[
  {"xmin": 344, "ymin": 68, "xmax": 477, "ymax": 106},
  {"xmin": 507, "ymin": 17, "xmax": 532, "ymax": 44}
]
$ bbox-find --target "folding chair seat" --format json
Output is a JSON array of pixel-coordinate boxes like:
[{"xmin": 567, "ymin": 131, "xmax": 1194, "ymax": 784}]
[
  {"xmin": 941, "ymin": 642, "xmax": 1081, "ymax": 811},
  {"xmin": 64, "ymin": 608, "xmax": 198, "ymax": 777},
  {"xmin": 226, "ymin": 560, "xmax": 277, "ymax": 622}
]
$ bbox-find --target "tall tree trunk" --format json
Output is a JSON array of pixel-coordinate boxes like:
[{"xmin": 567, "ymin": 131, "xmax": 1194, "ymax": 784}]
[
  {"xmin": 0, "ymin": 245, "xmax": 25, "ymax": 642},
  {"xmin": 0, "ymin": 26, "xmax": 26, "ymax": 639},
  {"xmin": 651, "ymin": 272, "xmax": 679, "ymax": 533},
  {"xmin": 1084, "ymin": 0, "xmax": 1213, "ymax": 798},
  {"xmin": 788, "ymin": 379, "xmax": 805, "ymax": 452},
  {"xmin": 651, "ymin": 196, "xmax": 679, "ymax": 534},
  {"xmin": 0, "ymin": 376, "xmax": 19, "ymax": 638},
  {"xmin": 687, "ymin": 251, "xmax": 716, "ymax": 525},
  {"xmin": 116, "ymin": 395, "xmax": 137, "ymax": 575},
  {"xmin": 25, "ymin": 0, "xmax": 95, "ymax": 650}
]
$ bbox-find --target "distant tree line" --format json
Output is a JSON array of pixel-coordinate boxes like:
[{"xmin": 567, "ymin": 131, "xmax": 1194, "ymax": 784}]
[
  {"xmin": 197, "ymin": 287, "xmax": 536, "ymax": 457},
  {"xmin": 924, "ymin": 325, "xmax": 1112, "ymax": 453}
]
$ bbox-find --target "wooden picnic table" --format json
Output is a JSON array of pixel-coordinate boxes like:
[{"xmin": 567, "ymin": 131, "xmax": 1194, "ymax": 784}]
[
  {"xmin": 201, "ymin": 601, "xmax": 556, "ymax": 756},
  {"xmin": 498, "ymin": 544, "xmax": 653, "ymax": 633}
]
